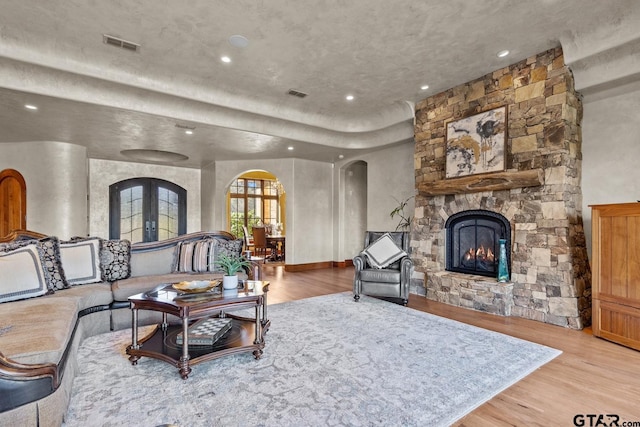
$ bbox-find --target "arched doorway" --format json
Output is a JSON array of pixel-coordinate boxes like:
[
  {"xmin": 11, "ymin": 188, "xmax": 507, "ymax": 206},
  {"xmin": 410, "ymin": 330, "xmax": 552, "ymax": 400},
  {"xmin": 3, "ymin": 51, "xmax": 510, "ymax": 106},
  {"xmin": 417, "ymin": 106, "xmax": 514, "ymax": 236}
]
[
  {"xmin": 227, "ymin": 170, "xmax": 286, "ymax": 262},
  {"xmin": 0, "ymin": 169, "xmax": 27, "ymax": 236}
]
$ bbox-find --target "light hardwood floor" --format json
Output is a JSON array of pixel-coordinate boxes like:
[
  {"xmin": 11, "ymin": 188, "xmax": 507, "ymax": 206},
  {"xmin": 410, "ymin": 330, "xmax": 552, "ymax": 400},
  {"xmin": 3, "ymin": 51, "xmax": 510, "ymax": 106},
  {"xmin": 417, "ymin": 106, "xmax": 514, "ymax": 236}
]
[{"xmin": 261, "ymin": 265, "xmax": 640, "ymax": 426}]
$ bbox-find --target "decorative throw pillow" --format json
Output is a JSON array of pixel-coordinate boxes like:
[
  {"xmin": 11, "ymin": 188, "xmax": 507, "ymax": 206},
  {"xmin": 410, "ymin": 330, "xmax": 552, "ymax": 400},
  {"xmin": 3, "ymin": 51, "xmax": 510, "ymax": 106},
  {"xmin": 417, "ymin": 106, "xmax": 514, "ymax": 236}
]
[
  {"xmin": 211, "ymin": 239, "xmax": 244, "ymax": 273},
  {"xmin": 59, "ymin": 237, "xmax": 102, "ymax": 285},
  {"xmin": 362, "ymin": 232, "xmax": 407, "ymax": 269},
  {"xmin": 0, "ymin": 236, "xmax": 68, "ymax": 292},
  {"xmin": 100, "ymin": 239, "xmax": 131, "ymax": 282},
  {"xmin": 0, "ymin": 244, "xmax": 49, "ymax": 303},
  {"xmin": 174, "ymin": 239, "xmax": 215, "ymax": 273}
]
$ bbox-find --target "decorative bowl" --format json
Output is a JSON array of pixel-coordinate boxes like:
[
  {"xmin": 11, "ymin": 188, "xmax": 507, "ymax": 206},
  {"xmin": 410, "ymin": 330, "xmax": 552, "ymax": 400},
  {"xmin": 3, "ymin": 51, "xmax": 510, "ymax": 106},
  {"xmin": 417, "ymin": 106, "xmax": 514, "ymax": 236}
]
[{"xmin": 172, "ymin": 280, "xmax": 220, "ymax": 293}]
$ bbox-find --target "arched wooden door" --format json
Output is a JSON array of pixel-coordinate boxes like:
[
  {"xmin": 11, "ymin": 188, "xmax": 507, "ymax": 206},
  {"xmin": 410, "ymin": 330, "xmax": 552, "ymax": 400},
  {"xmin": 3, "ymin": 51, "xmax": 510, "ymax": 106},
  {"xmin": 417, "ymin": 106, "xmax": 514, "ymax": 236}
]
[{"xmin": 0, "ymin": 169, "xmax": 27, "ymax": 237}]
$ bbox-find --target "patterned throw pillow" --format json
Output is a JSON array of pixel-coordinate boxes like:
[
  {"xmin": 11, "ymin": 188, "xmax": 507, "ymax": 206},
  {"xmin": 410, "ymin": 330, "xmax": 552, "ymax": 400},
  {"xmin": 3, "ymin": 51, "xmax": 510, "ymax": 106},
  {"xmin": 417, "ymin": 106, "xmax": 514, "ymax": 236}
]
[
  {"xmin": 211, "ymin": 239, "xmax": 244, "ymax": 273},
  {"xmin": 0, "ymin": 243, "xmax": 49, "ymax": 302},
  {"xmin": 362, "ymin": 232, "xmax": 407, "ymax": 269},
  {"xmin": 100, "ymin": 239, "xmax": 131, "ymax": 282},
  {"xmin": 0, "ymin": 236, "xmax": 68, "ymax": 292},
  {"xmin": 59, "ymin": 237, "xmax": 102, "ymax": 285},
  {"xmin": 173, "ymin": 238, "xmax": 243, "ymax": 273},
  {"xmin": 174, "ymin": 239, "xmax": 215, "ymax": 273}
]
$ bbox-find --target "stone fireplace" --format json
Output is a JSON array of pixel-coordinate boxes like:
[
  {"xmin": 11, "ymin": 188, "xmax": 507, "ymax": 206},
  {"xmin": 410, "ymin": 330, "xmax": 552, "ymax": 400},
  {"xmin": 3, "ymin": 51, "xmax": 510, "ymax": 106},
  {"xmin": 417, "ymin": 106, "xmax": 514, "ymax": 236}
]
[
  {"xmin": 445, "ymin": 209, "xmax": 510, "ymax": 278},
  {"xmin": 411, "ymin": 48, "xmax": 591, "ymax": 329}
]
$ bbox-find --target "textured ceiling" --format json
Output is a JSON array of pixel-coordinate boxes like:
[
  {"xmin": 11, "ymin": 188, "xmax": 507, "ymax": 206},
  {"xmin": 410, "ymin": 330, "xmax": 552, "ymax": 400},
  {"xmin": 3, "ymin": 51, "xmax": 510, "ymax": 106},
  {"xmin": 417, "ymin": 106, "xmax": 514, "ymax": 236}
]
[{"xmin": 1, "ymin": 0, "xmax": 639, "ymax": 167}]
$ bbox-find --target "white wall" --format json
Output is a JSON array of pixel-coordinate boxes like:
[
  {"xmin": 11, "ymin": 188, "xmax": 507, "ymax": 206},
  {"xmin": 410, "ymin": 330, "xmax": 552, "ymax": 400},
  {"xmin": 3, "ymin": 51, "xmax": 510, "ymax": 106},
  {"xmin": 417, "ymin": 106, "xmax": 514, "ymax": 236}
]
[
  {"xmin": 88, "ymin": 159, "xmax": 201, "ymax": 238},
  {"xmin": 1, "ymin": 140, "xmax": 412, "ymax": 266},
  {"xmin": 291, "ymin": 159, "xmax": 334, "ymax": 264},
  {"xmin": 213, "ymin": 158, "xmax": 333, "ymax": 265},
  {"xmin": 364, "ymin": 143, "xmax": 415, "ymax": 231},
  {"xmin": 581, "ymin": 86, "xmax": 640, "ymax": 256},
  {"xmin": 201, "ymin": 161, "xmax": 216, "ymax": 231},
  {"xmin": 0, "ymin": 141, "xmax": 87, "ymax": 238},
  {"xmin": 343, "ymin": 161, "xmax": 367, "ymax": 259},
  {"xmin": 333, "ymin": 141, "xmax": 415, "ymax": 261}
]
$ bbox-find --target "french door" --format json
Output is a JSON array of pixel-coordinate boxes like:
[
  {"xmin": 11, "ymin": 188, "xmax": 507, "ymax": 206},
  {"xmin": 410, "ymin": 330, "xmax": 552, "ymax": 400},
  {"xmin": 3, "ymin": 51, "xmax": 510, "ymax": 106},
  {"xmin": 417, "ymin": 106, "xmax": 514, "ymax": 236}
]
[{"xmin": 109, "ymin": 178, "xmax": 186, "ymax": 243}]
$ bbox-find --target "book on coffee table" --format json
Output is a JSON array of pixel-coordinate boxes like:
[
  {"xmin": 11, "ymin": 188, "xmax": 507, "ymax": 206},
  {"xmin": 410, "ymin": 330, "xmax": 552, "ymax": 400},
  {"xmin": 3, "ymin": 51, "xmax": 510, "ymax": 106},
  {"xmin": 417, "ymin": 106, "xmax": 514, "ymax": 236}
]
[{"xmin": 176, "ymin": 317, "xmax": 232, "ymax": 346}]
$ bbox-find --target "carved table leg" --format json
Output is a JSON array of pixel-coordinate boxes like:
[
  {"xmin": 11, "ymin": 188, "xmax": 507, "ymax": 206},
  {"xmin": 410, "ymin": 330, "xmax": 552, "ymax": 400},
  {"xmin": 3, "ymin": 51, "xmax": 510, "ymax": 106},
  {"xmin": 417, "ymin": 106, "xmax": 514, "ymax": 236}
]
[
  {"xmin": 254, "ymin": 305, "xmax": 262, "ymax": 344},
  {"xmin": 179, "ymin": 317, "xmax": 191, "ymax": 379},
  {"xmin": 128, "ymin": 308, "xmax": 140, "ymax": 365},
  {"xmin": 261, "ymin": 292, "xmax": 268, "ymax": 329}
]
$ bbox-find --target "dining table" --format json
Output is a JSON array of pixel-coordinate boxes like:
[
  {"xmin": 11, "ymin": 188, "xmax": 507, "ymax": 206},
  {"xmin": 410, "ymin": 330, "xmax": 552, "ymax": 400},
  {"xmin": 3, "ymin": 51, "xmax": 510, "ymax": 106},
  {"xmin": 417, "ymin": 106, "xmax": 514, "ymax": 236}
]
[{"xmin": 266, "ymin": 235, "xmax": 285, "ymax": 262}]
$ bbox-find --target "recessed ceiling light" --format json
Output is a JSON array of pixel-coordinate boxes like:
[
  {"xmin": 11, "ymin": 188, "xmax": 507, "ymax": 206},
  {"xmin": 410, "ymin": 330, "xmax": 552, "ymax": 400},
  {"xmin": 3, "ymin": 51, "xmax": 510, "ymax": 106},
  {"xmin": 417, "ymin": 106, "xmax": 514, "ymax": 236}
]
[
  {"xmin": 185, "ymin": 130, "xmax": 193, "ymax": 135},
  {"xmin": 497, "ymin": 50, "xmax": 510, "ymax": 58},
  {"xmin": 338, "ymin": 154, "xmax": 344, "ymax": 159},
  {"xmin": 420, "ymin": 85, "xmax": 429, "ymax": 91},
  {"xmin": 228, "ymin": 35, "xmax": 249, "ymax": 48},
  {"xmin": 25, "ymin": 104, "xmax": 38, "ymax": 110},
  {"xmin": 221, "ymin": 56, "xmax": 231, "ymax": 63},
  {"xmin": 287, "ymin": 146, "xmax": 294, "ymax": 151},
  {"xmin": 345, "ymin": 95, "xmax": 354, "ymax": 101}
]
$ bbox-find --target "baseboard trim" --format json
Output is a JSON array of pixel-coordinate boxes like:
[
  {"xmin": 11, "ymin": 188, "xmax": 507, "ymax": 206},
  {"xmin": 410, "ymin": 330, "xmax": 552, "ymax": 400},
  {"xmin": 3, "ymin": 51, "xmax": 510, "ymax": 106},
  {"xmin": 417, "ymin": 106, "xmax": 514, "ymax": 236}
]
[
  {"xmin": 284, "ymin": 261, "xmax": 333, "ymax": 272},
  {"xmin": 332, "ymin": 259, "xmax": 354, "ymax": 268}
]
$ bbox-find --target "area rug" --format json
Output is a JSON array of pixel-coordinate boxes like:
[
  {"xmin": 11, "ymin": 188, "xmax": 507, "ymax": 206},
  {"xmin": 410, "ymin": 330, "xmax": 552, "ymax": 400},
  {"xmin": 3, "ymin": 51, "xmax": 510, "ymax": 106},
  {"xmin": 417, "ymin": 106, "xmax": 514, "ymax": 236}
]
[{"xmin": 63, "ymin": 292, "xmax": 561, "ymax": 426}]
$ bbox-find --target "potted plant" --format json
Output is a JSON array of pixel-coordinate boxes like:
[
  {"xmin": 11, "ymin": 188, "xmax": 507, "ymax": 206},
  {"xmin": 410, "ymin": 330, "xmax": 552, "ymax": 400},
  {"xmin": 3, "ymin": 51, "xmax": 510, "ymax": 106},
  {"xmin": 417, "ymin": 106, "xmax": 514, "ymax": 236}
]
[{"xmin": 214, "ymin": 253, "xmax": 252, "ymax": 290}]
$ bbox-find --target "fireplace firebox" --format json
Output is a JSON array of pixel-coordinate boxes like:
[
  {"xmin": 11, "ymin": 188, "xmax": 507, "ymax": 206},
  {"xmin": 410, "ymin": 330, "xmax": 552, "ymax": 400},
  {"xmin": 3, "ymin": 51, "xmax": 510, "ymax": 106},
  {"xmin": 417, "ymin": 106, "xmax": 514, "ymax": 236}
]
[{"xmin": 445, "ymin": 210, "xmax": 511, "ymax": 278}]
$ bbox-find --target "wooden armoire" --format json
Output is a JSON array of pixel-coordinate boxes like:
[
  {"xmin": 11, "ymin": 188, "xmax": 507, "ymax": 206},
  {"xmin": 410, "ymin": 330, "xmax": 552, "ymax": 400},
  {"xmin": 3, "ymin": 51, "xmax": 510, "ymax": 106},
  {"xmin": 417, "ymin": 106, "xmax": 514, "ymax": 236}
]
[{"xmin": 591, "ymin": 202, "xmax": 640, "ymax": 351}]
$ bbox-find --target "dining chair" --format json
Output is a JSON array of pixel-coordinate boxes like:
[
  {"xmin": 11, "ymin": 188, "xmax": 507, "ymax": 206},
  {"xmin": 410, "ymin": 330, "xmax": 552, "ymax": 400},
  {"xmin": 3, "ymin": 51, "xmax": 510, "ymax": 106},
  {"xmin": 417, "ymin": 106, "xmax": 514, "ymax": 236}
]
[
  {"xmin": 242, "ymin": 225, "xmax": 254, "ymax": 253},
  {"xmin": 252, "ymin": 226, "xmax": 271, "ymax": 261}
]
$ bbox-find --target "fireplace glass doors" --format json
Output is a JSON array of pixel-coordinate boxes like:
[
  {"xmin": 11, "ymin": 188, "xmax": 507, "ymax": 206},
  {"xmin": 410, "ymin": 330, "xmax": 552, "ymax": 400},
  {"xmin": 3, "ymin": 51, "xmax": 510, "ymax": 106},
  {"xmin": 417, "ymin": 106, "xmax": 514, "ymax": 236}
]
[{"xmin": 445, "ymin": 210, "xmax": 510, "ymax": 278}]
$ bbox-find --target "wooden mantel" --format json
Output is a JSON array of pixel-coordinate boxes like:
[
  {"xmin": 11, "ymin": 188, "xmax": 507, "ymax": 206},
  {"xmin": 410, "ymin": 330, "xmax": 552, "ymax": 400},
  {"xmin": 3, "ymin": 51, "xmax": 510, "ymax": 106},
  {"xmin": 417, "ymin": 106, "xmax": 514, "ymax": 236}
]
[{"xmin": 418, "ymin": 169, "xmax": 544, "ymax": 197}]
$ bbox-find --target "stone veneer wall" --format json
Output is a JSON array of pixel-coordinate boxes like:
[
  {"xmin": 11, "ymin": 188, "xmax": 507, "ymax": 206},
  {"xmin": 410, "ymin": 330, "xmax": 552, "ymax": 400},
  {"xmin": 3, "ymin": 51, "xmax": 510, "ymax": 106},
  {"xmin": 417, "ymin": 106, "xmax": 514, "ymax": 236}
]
[{"xmin": 412, "ymin": 48, "xmax": 591, "ymax": 329}]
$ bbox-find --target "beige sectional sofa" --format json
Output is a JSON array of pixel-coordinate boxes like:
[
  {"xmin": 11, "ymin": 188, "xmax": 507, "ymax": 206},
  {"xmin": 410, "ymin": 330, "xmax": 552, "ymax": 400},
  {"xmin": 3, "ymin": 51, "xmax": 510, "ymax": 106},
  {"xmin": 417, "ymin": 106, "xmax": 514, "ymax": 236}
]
[{"xmin": 0, "ymin": 230, "xmax": 260, "ymax": 427}]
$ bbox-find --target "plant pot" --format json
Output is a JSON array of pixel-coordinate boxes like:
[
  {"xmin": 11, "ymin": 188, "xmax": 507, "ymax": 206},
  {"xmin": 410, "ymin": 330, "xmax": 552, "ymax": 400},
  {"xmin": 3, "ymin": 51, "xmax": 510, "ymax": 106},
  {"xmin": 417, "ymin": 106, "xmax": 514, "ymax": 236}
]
[{"xmin": 222, "ymin": 274, "xmax": 239, "ymax": 290}]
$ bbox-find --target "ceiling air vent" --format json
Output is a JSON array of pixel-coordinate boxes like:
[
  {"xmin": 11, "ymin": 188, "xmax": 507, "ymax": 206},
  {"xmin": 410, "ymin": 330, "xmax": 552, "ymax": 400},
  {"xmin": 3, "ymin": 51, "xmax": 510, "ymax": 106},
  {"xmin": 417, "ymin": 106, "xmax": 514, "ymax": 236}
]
[
  {"xmin": 103, "ymin": 34, "xmax": 140, "ymax": 53},
  {"xmin": 287, "ymin": 89, "xmax": 308, "ymax": 98}
]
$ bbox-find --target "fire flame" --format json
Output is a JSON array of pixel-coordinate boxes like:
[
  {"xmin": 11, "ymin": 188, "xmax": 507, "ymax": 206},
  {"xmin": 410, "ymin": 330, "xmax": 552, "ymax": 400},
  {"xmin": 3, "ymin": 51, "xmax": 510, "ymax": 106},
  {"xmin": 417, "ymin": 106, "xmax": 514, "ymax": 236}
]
[{"xmin": 463, "ymin": 245, "xmax": 495, "ymax": 262}]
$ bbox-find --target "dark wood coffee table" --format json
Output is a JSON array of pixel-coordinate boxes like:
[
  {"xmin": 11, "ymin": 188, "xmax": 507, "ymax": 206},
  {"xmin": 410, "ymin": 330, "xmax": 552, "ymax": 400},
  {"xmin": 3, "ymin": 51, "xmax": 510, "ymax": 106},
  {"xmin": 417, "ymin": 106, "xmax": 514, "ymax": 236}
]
[{"xmin": 126, "ymin": 280, "xmax": 270, "ymax": 379}]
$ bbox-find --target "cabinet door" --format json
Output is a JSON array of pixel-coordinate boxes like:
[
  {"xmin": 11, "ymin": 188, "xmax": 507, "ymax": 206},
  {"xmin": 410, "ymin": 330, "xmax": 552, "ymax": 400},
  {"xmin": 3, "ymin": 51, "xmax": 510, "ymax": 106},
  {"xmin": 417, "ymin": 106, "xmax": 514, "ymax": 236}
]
[
  {"xmin": 591, "ymin": 203, "xmax": 640, "ymax": 350},
  {"xmin": 593, "ymin": 209, "xmax": 640, "ymax": 306}
]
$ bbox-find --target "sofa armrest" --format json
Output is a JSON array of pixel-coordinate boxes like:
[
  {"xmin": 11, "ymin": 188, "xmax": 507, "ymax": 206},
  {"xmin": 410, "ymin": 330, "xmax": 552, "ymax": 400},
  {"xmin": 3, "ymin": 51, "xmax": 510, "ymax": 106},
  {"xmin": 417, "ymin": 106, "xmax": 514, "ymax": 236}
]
[
  {"xmin": 0, "ymin": 354, "xmax": 58, "ymax": 412},
  {"xmin": 400, "ymin": 256, "xmax": 413, "ymax": 294},
  {"xmin": 353, "ymin": 254, "xmax": 367, "ymax": 272}
]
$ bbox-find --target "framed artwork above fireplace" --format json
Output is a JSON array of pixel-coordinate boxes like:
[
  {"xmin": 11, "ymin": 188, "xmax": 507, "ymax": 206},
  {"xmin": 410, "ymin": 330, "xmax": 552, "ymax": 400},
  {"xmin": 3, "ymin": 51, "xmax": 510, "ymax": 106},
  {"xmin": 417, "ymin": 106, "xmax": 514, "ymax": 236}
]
[{"xmin": 445, "ymin": 106, "xmax": 507, "ymax": 178}]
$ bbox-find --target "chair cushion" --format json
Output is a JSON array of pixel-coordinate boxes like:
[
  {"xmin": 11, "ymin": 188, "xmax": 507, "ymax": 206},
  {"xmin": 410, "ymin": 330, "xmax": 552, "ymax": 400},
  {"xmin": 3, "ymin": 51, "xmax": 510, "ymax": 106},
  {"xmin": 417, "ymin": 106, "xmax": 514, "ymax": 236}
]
[
  {"xmin": 47, "ymin": 282, "xmax": 113, "ymax": 310},
  {"xmin": 0, "ymin": 296, "xmax": 78, "ymax": 365},
  {"xmin": 360, "ymin": 268, "xmax": 401, "ymax": 283},
  {"xmin": 131, "ymin": 245, "xmax": 175, "ymax": 277},
  {"xmin": 362, "ymin": 232, "xmax": 407, "ymax": 269}
]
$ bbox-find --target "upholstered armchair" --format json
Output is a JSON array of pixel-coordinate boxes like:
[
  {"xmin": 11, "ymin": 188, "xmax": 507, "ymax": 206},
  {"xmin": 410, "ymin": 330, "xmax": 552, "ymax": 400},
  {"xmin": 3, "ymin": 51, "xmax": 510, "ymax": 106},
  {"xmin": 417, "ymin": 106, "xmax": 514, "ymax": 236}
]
[{"xmin": 353, "ymin": 231, "xmax": 413, "ymax": 306}]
